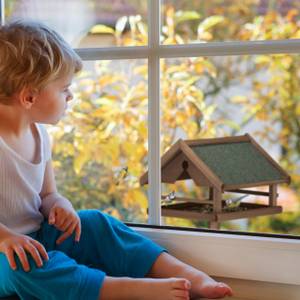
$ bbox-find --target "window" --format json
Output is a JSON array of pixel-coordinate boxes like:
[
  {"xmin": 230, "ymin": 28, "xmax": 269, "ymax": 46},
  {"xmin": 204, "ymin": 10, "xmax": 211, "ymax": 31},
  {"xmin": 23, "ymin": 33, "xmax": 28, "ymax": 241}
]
[
  {"xmin": 4, "ymin": 0, "xmax": 148, "ymax": 47},
  {"xmin": 162, "ymin": 0, "xmax": 300, "ymax": 44},
  {"xmin": 2, "ymin": 0, "xmax": 300, "ymax": 236}
]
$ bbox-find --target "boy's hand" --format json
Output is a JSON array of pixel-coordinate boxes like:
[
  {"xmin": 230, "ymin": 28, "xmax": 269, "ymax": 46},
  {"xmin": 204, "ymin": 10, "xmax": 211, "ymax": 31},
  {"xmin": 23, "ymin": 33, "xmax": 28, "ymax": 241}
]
[
  {"xmin": 48, "ymin": 203, "xmax": 81, "ymax": 245},
  {"xmin": 0, "ymin": 232, "xmax": 49, "ymax": 272}
]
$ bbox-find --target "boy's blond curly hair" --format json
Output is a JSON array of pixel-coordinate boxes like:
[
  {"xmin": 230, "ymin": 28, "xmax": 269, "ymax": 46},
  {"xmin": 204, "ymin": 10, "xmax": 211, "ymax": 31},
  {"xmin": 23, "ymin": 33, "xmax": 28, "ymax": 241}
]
[{"xmin": 0, "ymin": 20, "xmax": 83, "ymax": 105}]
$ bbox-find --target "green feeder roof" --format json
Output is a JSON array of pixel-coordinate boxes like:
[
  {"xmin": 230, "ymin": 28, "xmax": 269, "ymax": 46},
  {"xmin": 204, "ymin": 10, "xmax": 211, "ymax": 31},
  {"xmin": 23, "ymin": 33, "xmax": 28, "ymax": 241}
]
[
  {"xmin": 139, "ymin": 134, "xmax": 290, "ymax": 190},
  {"xmin": 191, "ymin": 141, "xmax": 284, "ymax": 186}
]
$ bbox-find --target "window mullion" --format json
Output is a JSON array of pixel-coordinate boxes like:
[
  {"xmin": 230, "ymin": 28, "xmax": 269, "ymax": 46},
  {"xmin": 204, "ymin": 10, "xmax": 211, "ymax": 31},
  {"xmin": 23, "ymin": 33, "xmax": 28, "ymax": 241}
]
[
  {"xmin": 75, "ymin": 39, "xmax": 300, "ymax": 63},
  {"xmin": 147, "ymin": 0, "xmax": 161, "ymax": 225},
  {"xmin": 75, "ymin": 46, "xmax": 150, "ymax": 61},
  {"xmin": 159, "ymin": 39, "xmax": 300, "ymax": 57},
  {"xmin": 0, "ymin": 0, "xmax": 5, "ymax": 25}
]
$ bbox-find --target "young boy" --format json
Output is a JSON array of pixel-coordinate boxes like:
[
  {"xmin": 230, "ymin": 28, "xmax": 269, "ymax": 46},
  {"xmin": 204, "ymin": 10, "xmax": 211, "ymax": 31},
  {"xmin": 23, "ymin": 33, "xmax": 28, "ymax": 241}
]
[{"xmin": 0, "ymin": 20, "xmax": 233, "ymax": 300}]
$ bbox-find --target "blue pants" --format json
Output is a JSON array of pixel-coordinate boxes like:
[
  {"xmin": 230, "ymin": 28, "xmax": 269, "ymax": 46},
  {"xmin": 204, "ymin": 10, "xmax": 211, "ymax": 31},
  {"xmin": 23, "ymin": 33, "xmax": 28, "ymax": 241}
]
[{"xmin": 0, "ymin": 210, "xmax": 165, "ymax": 300}]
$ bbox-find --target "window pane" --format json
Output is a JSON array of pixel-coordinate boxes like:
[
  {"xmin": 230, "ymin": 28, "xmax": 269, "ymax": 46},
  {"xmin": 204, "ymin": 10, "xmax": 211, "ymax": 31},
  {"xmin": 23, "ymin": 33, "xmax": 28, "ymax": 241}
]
[
  {"xmin": 5, "ymin": 0, "xmax": 148, "ymax": 48},
  {"xmin": 161, "ymin": 54, "xmax": 300, "ymax": 236},
  {"xmin": 162, "ymin": 0, "xmax": 300, "ymax": 45},
  {"xmin": 48, "ymin": 59, "xmax": 148, "ymax": 223}
]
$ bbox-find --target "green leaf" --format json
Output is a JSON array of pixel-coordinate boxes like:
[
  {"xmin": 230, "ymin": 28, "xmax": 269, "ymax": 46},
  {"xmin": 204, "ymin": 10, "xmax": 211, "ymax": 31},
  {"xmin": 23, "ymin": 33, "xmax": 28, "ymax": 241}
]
[
  {"xmin": 198, "ymin": 16, "xmax": 225, "ymax": 32},
  {"xmin": 175, "ymin": 10, "xmax": 201, "ymax": 25},
  {"xmin": 222, "ymin": 119, "xmax": 241, "ymax": 131}
]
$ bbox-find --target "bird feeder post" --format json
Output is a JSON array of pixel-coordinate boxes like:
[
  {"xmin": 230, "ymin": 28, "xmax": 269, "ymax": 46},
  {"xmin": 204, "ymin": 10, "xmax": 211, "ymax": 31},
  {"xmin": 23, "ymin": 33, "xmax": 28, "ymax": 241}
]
[
  {"xmin": 210, "ymin": 188, "xmax": 222, "ymax": 230},
  {"xmin": 269, "ymin": 184, "xmax": 278, "ymax": 206}
]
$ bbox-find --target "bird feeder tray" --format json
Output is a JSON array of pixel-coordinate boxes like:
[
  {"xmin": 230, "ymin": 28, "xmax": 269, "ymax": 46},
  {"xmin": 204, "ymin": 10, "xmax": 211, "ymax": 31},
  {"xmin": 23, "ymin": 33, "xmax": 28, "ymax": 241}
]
[{"xmin": 161, "ymin": 200, "xmax": 282, "ymax": 222}]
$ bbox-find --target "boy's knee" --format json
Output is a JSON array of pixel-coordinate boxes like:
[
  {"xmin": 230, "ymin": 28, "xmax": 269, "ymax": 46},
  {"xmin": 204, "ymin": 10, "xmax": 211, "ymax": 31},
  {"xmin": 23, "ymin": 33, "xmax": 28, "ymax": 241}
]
[
  {"xmin": 13, "ymin": 250, "xmax": 70, "ymax": 274},
  {"xmin": 78, "ymin": 209, "xmax": 102, "ymax": 220},
  {"xmin": 78, "ymin": 209, "xmax": 108, "ymax": 229},
  {"xmin": 14, "ymin": 253, "xmax": 43, "ymax": 273}
]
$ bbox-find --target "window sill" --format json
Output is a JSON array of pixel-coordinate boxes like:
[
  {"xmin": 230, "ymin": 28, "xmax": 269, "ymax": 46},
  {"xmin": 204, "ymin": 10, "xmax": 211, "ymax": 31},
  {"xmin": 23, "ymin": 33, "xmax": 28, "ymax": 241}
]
[{"xmin": 132, "ymin": 226, "xmax": 300, "ymax": 286}]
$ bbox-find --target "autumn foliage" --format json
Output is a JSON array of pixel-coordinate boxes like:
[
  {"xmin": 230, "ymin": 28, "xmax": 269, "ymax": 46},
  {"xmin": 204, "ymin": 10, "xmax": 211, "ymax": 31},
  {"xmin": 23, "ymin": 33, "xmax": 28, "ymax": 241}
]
[{"xmin": 50, "ymin": 1, "xmax": 300, "ymax": 234}]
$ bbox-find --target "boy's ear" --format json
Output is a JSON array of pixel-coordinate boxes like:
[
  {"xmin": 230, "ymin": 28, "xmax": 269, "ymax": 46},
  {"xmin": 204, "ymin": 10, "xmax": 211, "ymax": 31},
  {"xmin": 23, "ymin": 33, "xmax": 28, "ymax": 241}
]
[{"xmin": 18, "ymin": 88, "xmax": 38, "ymax": 109}]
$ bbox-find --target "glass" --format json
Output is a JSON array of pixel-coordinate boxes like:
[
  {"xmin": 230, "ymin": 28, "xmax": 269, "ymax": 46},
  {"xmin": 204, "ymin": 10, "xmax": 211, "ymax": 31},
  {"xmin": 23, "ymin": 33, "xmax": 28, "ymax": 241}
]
[
  {"xmin": 161, "ymin": 0, "xmax": 300, "ymax": 45},
  {"xmin": 4, "ymin": 0, "xmax": 148, "ymax": 48},
  {"xmin": 48, "ymin": 59, "xmax": 148, "ymax": 223},
  {"xmin": 161, "ymin": 54, "xmax": 300, "ymax": 235}
]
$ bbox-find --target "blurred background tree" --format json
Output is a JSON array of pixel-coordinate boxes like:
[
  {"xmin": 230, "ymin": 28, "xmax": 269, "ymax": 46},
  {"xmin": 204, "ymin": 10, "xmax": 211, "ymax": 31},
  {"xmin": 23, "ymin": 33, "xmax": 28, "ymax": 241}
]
[{"xmin": 46, "ymin": 0, "xmax": 300, "ymax": 234}]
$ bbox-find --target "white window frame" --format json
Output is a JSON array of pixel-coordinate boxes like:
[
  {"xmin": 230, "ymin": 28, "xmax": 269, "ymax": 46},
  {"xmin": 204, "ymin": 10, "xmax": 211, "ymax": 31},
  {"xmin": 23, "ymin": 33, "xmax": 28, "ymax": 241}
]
[
  {"xmin": 2, "ymin": 0, "xmax": 300, "ymax": 287},
  {"xmin": 77, "ymin": 0, "xmax": 300, "ymax": 286},
  {"xmin": 76, "ymin": 0, "xmax": 300, "ymax": 226}
]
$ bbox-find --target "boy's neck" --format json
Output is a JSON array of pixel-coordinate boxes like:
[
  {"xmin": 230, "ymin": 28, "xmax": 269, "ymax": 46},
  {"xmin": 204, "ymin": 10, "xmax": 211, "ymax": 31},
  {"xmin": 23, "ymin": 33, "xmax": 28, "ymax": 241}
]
[{"xmin": 0, "ymin": 103, "xmax": 32, "ymax": 138}]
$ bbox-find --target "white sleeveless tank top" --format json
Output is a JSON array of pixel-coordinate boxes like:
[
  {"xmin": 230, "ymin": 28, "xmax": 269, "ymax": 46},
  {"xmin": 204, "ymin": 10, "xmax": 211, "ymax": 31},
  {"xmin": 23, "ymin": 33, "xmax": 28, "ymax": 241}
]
[{"xmin": 0, "ymin": 123, "xmax": 51, "ymax": 234}]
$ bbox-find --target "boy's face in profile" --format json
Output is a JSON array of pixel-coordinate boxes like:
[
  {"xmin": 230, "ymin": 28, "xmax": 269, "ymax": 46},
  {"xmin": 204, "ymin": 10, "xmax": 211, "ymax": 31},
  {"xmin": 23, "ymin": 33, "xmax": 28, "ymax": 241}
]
[{"xmin": 29, "ymin": 73, "xmax": 74, "ymax": 125}]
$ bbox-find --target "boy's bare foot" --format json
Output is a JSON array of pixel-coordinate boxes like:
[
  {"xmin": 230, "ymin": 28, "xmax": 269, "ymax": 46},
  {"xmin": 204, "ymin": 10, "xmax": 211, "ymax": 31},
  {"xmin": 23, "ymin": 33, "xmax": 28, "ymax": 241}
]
[
  {"xmin": 191, "ymin": 276, "xmax": 233, "ymax": 299},
  {"xmin": 100, "ymin": 276, "xmax": 191, "ymax": 300},
  {"xmin": 139, "ymin": 278, "xmax": 191, "ymax": 300},
  {"xmin": 146, "ymin": 253, "xmax": 233, "ymax": 299}
]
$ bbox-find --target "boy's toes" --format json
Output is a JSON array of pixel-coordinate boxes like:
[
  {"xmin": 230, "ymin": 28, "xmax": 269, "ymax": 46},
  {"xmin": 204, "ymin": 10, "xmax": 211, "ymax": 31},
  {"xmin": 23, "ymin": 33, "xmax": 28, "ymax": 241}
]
[
  {"xmin": 171, "ymin": 278, "xmax": 191, "ymax": 290},
  {"xmin": 217, "ymin": 282, "xmax": 233, "ymax": 296},
  {"xmin": 173, "ymin": 288, "xmax": 190, "ymax": 299}
]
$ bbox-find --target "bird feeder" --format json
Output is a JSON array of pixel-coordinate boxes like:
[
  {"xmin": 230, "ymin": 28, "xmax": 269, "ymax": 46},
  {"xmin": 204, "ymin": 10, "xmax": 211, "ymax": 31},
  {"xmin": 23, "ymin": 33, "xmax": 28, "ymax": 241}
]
[{"xmin": 140, "ymin": 134, "xmax": 290, "ymax": 229}]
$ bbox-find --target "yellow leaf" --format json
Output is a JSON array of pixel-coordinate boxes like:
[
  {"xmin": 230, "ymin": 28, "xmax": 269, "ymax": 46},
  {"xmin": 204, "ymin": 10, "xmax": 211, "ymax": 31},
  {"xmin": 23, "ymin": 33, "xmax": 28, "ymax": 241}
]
[
  {"xmin": 167, "ymin": 65, "xmax": 186, "ymax": 74},
  {"xmin": 203, "ymin": 60, "xmax": 217, "ymax": 78},
  {"xmin": 296, "ymin": 103, "xmax": 300, "ymax": 115},
  {"xmin": 134, "ymin": 65, "xmax": 148, "ymax": 76},
  {"xmin": 90, "ymin": 24, "xmax": 115, "ymax": 34},
  {"xmin": 198, "ymin": 16, "xmax": 225, "ymax": 32},
  {"xmin": 231, "ymin": 95, "xmax": 248, "ymax": 104},
  {"xmin": 137, "ymin": 122, "xmax": 148, "ymax": 139},
  {"xmin": 73, "ymin": 151, "xmax": 89, "ymax": 174},
  {"xmin": 124, "ymin": 189, "xmax": 147, "ymax": 208},
  {"xmin": 255, "ymin": 55, "xmax": 270, "ymax": 65},
  {"xmin": 194, "ymin": 62, "xmax": 204, "ymax": 74}
]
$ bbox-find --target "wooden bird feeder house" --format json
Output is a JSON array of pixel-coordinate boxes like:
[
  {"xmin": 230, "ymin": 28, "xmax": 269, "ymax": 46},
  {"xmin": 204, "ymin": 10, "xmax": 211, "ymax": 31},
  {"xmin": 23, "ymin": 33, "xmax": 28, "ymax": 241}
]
[{"xmin": 140, "ymin": 134, "xmax": 291, "ymax": 229}]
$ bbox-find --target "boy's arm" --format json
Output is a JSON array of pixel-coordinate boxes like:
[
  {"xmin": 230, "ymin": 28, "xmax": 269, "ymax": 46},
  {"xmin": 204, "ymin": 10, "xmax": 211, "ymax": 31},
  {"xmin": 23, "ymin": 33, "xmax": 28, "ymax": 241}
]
[
  {"xmin": 39, "ymin": 160, "xmax": 73, "ymax": 218},
  {"xmin": 40, "ymin": 160, "xmax": 81, "ymax": 244},
  {"xmin": 0, "ymin": 222, "xmax": 14, "ymax": 242}
]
